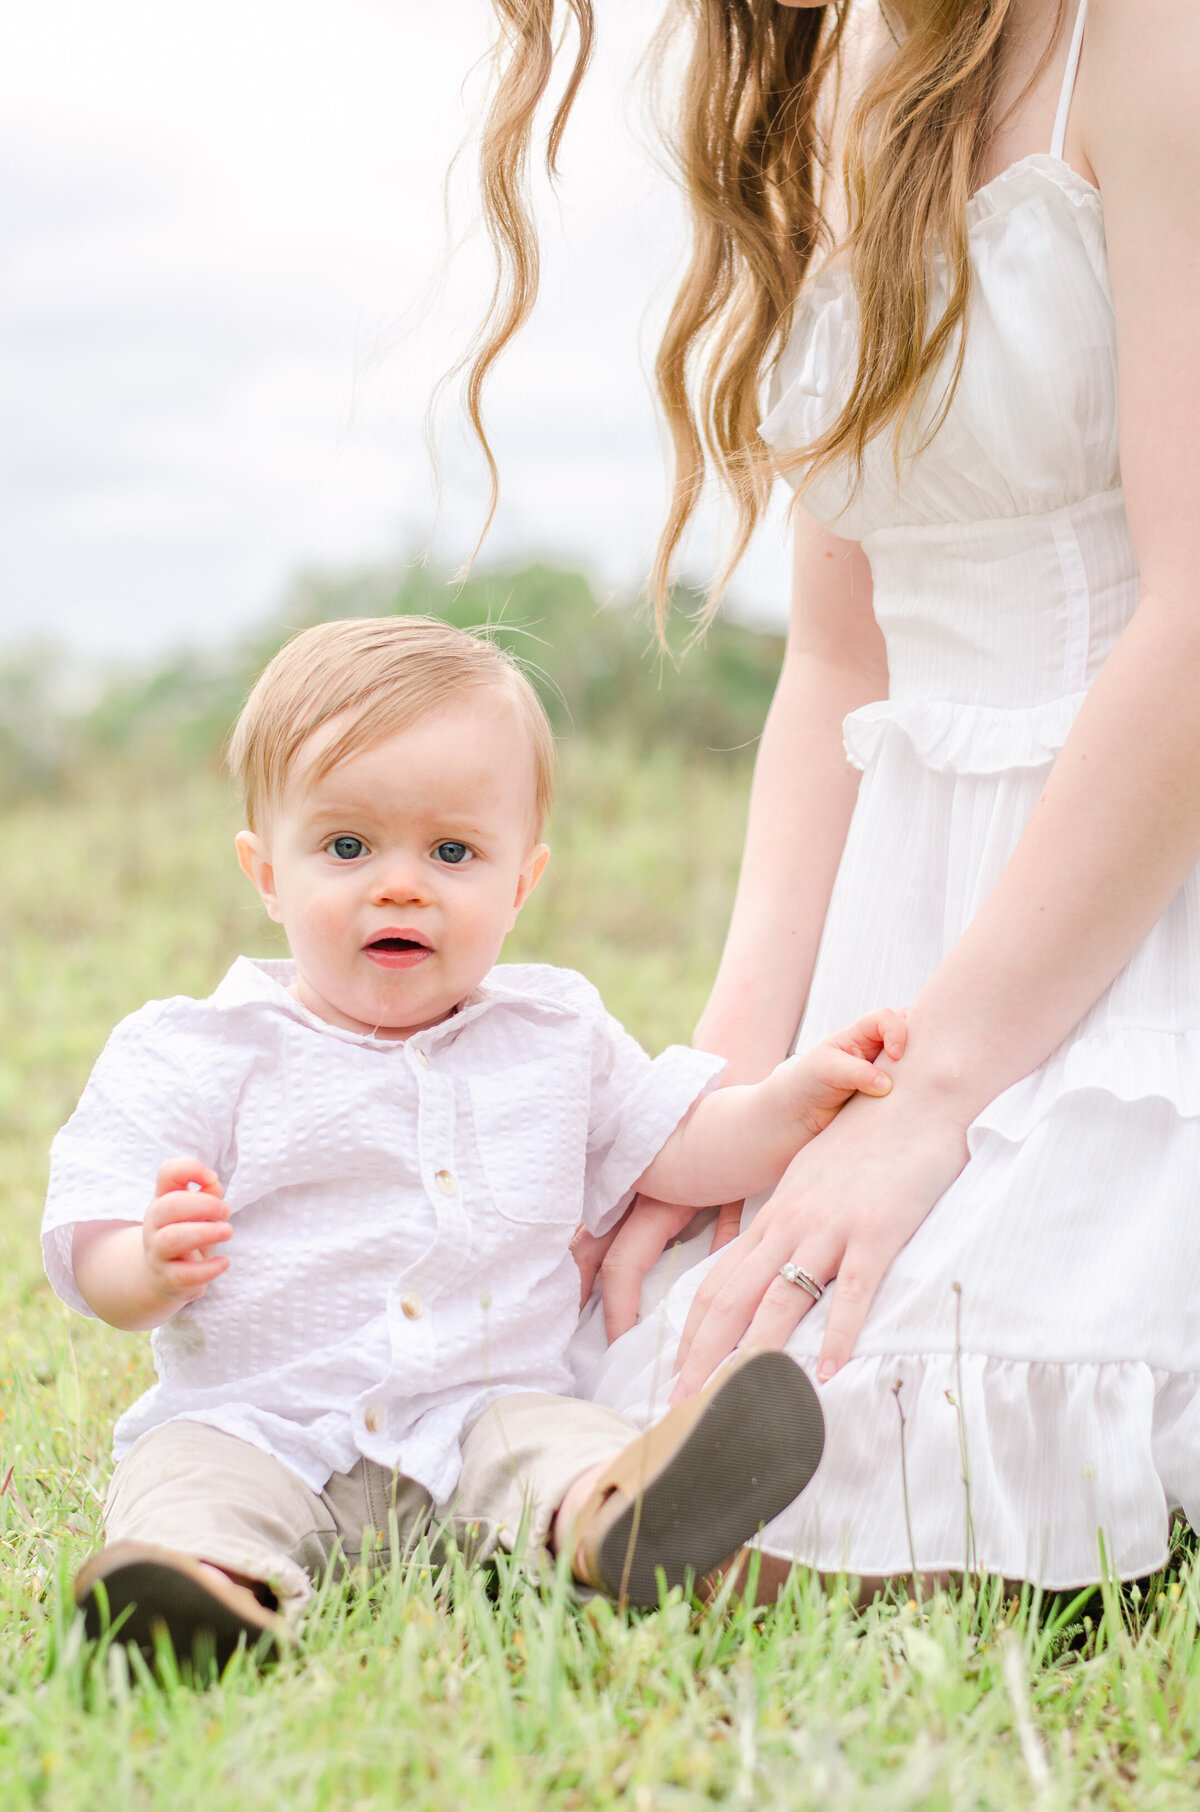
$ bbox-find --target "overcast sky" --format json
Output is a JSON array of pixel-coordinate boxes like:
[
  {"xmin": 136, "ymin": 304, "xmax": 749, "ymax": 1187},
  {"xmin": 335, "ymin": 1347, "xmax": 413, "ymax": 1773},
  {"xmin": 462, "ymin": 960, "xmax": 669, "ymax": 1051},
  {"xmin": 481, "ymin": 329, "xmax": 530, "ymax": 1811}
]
[{"xmin": 2, "ymin": 0, "xmax": 795, "ymax": 659}]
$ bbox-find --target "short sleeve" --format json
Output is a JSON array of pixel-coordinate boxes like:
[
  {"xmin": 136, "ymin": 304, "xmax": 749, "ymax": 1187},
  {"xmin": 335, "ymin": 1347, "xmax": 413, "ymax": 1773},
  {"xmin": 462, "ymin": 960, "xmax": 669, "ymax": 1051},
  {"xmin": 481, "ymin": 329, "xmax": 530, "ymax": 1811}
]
[
  {"xmin": 583, "ymin": 1009, "xmax": 724, "ymax": 1238},
  {"xmin": 42, "ymin": 1012, "xmax": 219, "ymax": 1315}
]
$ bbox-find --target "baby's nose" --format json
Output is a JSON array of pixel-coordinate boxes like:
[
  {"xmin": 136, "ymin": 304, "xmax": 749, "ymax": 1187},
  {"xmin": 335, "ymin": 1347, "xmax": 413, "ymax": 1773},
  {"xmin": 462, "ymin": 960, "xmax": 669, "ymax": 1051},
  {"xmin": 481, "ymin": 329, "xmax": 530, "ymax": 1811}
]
[{"xmin": 371, "ymin": 856, "xmax": 428, "ymax": 905}]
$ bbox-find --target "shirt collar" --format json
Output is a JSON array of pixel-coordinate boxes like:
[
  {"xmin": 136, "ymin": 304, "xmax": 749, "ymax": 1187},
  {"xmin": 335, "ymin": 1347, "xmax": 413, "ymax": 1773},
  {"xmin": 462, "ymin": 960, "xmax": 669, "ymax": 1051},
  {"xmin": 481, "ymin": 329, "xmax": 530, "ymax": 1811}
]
[{"xmin": 213, "ymin": 957, "xmax": 576, "ymax": 1051}]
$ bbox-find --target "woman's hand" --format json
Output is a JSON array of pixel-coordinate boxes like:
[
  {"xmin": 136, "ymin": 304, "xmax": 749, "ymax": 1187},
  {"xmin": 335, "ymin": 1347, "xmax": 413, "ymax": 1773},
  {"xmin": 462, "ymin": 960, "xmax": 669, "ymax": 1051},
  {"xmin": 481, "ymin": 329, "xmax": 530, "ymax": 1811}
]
[
  {"xmin": 599, "ymin": 1006, "xmax": 904, "ymax": 1341},
  {"xmin": 598, "ymin": 1196, "xmax": 745, "ymax": 1342},
  {"xmin": 669, "ymin": 1079, "xmax": 972, "ymax": 1401},
  {"xmin": 570, "ymin": 1222, "xmax": 618, "ymax": 1308},
  {"xmin": 572, "ymin": 1198, "xmax": 745, "ymax": 1335}
]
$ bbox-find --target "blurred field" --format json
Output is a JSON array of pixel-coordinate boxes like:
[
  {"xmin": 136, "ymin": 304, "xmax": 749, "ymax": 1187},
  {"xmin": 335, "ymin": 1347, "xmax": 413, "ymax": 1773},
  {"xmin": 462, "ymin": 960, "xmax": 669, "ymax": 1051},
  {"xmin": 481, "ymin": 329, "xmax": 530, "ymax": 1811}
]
[{"xmin": 1, "ymin": 569, "xmax": 1199, "ymax": 1808}]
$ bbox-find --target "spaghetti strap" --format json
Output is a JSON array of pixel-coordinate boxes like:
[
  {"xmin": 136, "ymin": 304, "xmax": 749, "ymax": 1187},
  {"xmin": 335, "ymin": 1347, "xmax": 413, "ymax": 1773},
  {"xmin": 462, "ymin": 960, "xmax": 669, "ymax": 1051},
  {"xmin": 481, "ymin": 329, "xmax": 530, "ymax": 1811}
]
[{"xmin": 1050, "ymin": 0, "xmax": 1089, "ymax": 162}]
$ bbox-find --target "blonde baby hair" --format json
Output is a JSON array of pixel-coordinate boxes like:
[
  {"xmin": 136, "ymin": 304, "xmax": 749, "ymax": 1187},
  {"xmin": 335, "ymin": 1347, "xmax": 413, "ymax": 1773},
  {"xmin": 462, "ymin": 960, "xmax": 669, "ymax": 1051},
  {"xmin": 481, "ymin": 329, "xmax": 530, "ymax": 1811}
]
[{"xmin": 229, "ymin": 616, "xmax": 556, "ymax": 836}]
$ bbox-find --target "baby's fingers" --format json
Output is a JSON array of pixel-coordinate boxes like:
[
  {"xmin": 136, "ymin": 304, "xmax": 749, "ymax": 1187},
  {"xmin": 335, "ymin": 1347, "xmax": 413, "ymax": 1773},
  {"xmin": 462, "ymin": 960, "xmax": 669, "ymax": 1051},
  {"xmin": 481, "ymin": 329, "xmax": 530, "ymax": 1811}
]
[
  {"xmin": 154, "ymin": 1253, "xmax": 230, "ymax": 1299},
  {"xmin": 827, "ymin": 1050, "xmax": 894, "ymax": 1099},
  {"xmin": 148, "ymin": 1189, "xmax": 231, "ymax": 1229},
  {"xmin": 837, "ymin": 1008, "xmax": 907, "ymax": 1064},
  {"xmin": 149, "ymin": 1218, "xmax": 233, "ymax": 1263},
  {"xmin": 154, "ymin": 1157, "xmax": 222, "ymax": 1201},
  {"xmin": 875, "ymin": 1008, "xmax": 908, "ymax": 1061}
]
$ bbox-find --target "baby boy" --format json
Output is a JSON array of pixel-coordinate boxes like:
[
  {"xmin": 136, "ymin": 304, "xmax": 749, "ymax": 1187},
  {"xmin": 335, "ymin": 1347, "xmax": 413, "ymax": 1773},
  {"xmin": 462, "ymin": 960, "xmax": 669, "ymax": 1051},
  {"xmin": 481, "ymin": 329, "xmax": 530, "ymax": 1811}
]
[{"xmin": 43, "ymin": 615, "xmax": 902, "ymax": 1661}]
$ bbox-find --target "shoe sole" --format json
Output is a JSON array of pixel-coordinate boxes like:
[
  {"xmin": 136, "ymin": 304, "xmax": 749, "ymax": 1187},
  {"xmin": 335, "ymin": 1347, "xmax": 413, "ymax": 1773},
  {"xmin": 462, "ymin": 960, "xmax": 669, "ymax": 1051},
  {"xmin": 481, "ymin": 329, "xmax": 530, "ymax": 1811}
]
[
  {"xmin": 75, "ymin": 1543, "xmax": 284, "ymax": 1668},
  {"xmin": 595, "ymin": 1350, "xmax": 824, "ymax": 1606}
]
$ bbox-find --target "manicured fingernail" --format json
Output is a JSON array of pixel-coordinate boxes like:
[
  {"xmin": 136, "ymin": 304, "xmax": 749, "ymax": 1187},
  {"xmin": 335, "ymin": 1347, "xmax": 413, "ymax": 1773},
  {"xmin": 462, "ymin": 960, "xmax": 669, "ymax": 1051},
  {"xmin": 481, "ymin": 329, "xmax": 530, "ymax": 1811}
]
[{"xmin": 817, "ymin": 1360, "xmax": 836, "ymax": 1384}]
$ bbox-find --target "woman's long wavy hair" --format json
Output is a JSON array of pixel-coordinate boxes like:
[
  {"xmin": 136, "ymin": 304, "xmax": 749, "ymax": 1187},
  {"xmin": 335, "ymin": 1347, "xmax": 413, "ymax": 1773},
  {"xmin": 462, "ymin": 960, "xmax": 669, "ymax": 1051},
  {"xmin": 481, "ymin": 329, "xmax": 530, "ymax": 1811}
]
[{"xmin": 460, "ymin": 0, "xmax": 1058, "ymax": 625}]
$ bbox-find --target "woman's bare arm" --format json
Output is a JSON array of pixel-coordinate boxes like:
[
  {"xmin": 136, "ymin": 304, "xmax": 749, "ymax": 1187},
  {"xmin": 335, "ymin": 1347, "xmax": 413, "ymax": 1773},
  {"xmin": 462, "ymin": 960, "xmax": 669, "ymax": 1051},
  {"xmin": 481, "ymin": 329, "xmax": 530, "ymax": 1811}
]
[
  {"xmin": 592, "ymin": 511, "xmax": 885, "ymax": 1336},
  {"xmin": 694, "ymin": 511, "xmax": 886, "ymax": 1081}
]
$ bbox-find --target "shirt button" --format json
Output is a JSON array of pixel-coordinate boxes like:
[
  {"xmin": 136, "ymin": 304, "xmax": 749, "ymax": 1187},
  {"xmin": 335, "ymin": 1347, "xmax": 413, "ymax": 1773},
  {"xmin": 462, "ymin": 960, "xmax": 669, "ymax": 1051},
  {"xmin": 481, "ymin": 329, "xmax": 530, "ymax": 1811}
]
[
  {"xmin": 435, "ymin": 1169, "xmax": 456, "ymax": 1195},
  {"xmin": 415, "ymin": 1050, "xmax": 431, "ymax": 1070},
  {"xmin": 401, "ymin": 1293, "xmax": 424, "ymax": 1321},
  {"xmin": 364, "ymin": 1405, "xmax": 382, "ymax": 1434}
]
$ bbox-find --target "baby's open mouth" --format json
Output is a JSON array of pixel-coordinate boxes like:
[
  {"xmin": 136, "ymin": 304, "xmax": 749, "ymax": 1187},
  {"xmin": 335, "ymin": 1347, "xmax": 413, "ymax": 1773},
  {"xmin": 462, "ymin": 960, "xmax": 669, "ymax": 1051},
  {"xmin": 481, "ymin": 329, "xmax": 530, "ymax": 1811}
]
[{"xmin": 366, "ymin": 935, "xmax": 432, "ymax": 956}]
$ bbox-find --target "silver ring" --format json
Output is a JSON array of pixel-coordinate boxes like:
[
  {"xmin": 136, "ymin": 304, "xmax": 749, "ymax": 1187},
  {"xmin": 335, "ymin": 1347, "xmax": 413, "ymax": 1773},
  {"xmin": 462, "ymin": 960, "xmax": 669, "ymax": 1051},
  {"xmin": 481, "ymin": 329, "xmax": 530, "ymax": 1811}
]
[{"xmin": 779, "ymin": 1262, "xmax": 824, "ymax": 1301}]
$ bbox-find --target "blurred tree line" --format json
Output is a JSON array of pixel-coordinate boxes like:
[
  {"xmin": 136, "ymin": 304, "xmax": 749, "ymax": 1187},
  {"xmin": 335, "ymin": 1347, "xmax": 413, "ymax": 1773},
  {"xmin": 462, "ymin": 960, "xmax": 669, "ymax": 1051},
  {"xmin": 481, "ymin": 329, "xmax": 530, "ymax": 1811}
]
[{"xmin": 0, "ymin": 562, "xmax": 785, "ymax": 799}]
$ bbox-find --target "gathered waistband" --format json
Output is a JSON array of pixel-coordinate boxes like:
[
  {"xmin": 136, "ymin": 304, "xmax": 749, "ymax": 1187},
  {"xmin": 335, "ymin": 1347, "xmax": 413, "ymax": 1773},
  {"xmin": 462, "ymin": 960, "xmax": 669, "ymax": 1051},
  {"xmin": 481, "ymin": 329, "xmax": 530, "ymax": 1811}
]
[{"xmin": 861, "ymin": 489, "xmax": 1138, "ymax": 709}]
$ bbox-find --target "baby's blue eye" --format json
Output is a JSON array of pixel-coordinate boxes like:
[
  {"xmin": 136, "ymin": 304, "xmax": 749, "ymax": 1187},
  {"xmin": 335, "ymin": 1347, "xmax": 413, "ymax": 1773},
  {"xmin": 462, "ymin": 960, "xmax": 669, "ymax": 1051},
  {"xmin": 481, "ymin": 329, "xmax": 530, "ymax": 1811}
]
[
  {"xmin": 328, "ymin": 836, "xmax": 366, "ymax": 861},
  {"xmin": 435, "ymin": 841, "xmax": 472, "ymax": 865}
]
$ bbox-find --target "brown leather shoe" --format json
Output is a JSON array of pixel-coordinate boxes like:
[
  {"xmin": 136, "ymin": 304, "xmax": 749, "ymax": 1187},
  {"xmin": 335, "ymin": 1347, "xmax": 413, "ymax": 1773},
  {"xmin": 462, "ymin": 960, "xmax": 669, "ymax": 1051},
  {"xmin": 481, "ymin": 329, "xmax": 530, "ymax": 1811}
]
[
  {"xmin": 572, "ymin": 1350, "xmax": 823, "ymax": 1607},
  {"xmin": 75, "ymin": 1541, "xmax": 288, "ymax": 1668}
]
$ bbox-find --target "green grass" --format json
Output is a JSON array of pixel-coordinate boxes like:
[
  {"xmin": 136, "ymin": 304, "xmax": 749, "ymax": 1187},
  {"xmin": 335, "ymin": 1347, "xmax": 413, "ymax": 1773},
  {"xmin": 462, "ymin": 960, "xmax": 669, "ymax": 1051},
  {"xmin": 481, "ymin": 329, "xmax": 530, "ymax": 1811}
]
[{"xmin": 2, "ymin": 742, "xmax": 1200, "ymax": 1809}]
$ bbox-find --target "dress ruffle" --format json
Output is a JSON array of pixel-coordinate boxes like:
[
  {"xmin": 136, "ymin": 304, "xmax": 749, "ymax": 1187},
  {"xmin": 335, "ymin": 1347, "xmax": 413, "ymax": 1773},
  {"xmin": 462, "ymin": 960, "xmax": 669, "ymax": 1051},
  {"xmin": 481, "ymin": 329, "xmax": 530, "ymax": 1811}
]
[
  {"xmin": 972, "ymin": 1027, "xmax": 1200, "ymax": 1149},
  {"xmin": 967, "ymin": 155, "xmax": 1106, "ymax": 253},
  {"xmin": 843, "ymin": 693, "xmax": 1085, "ymax": 776},
  {"xmin": 575, "ymin": 1260, "xmax": 1200, "ymax": 1585},
  {"xmin": 754, "ymin": 1352, "xmax": 1200, "ymax": 1587}
]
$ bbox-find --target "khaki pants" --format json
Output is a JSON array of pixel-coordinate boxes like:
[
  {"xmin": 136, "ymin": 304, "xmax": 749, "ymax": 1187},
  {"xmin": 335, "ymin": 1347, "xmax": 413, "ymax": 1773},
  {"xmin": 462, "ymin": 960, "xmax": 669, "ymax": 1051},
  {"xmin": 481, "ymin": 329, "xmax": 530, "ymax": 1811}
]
[{"xmin": 103, "ymin": 1394, "xmax": 636, "ymax": 1617}]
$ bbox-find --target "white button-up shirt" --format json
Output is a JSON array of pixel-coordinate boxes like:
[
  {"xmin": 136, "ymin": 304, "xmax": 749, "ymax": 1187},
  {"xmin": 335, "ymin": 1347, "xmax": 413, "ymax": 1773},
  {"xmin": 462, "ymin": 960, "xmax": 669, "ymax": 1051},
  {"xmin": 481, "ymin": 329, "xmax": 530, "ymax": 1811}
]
[{"xmin": 43, "ymin": 958, "xmax": 722, "ymax": 1500}]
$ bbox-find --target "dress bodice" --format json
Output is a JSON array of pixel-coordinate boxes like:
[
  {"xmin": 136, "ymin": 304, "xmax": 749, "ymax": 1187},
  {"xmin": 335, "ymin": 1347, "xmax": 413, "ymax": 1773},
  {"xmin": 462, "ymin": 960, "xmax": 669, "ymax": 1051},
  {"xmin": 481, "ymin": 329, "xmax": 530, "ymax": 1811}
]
[
  {"xmin": 760, "ymin": 157, "xmax": 1117, "ymax": 537},
  {"xmin": 758, "ymin": 155, "xmax": 1138, "ymax": 728}
]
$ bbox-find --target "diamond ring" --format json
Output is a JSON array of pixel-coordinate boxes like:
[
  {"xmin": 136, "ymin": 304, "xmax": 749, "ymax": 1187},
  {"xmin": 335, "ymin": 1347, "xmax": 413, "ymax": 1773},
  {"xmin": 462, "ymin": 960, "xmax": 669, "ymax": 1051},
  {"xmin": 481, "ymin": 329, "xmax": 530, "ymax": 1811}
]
[{"xmin": 778, "ymin": 1262, "xmax": 824, "ymax": 1301}]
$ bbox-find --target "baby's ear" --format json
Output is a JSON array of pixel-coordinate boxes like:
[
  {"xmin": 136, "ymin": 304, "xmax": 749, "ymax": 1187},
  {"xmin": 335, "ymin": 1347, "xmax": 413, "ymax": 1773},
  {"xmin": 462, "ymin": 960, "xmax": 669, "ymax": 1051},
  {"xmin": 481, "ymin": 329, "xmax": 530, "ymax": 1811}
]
[
  {"xmin": 510, "ymin": 843, "xmax": 550, "ymax": 925},
  {"xmin": 235, "ymin": 830, "xmax": 282, "ymax": 924}
]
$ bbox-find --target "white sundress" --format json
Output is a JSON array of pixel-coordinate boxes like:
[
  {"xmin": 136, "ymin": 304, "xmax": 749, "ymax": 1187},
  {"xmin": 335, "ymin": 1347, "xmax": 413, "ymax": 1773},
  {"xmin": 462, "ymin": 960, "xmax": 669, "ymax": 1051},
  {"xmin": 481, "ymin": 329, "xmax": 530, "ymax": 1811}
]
[{"xmin": 574, "ymin": 0, "xmax": 1200, "ymax": 1586}]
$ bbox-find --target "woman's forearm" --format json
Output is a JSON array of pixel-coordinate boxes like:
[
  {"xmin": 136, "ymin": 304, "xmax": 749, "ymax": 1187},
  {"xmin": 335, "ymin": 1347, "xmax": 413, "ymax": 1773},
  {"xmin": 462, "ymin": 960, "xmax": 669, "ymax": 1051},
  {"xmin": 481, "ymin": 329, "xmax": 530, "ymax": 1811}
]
[
  {"xmin": 898, "ymin": 589, "xmax": 1200, "ymax": 1119},
  {"xmin": 695, "ymin": 651, "xmax": 866, "ymax": 1077},
  {"xmin": 696, "ymin": 521, "xmax": 885, "ymax": 1082}
]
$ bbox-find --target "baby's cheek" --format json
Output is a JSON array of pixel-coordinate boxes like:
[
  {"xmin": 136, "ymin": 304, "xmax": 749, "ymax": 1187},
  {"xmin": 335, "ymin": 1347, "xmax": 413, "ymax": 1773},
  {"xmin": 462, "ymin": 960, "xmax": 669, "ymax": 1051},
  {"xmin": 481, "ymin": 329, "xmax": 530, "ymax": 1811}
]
[
  {"xmin": 455, "ymin": 894, "xmax": 514, "ymax": 973},
  {"xmin": 298, "ymin": 896, "xmax": 354, "ymax": 958}
]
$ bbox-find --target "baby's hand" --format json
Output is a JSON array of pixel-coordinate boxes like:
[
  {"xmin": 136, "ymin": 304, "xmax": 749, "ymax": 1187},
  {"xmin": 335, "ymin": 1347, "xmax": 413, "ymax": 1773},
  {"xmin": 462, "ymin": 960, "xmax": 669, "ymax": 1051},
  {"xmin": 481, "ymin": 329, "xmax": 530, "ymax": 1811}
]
[
  {"xmin": 786, "ymin": 1008, "xmax": 908, "ymax": 1138},
  {"xmin": 143, "ymin": 1157, "xmax": 232, "ymax": 1305}
]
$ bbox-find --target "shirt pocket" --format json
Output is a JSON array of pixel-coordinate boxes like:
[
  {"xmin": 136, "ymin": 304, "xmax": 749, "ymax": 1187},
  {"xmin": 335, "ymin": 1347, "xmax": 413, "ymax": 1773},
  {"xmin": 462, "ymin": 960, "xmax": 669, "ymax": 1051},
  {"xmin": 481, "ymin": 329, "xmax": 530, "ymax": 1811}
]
[{"xmin": 467, "ymin": 1057, "xmax": 588, "ymax": 1227}]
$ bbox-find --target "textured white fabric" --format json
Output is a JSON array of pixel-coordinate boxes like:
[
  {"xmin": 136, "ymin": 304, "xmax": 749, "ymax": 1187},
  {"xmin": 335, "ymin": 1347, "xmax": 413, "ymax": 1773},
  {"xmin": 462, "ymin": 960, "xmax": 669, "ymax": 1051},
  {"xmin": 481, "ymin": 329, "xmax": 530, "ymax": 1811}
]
[
  {"xmin": 575, "ymin": 122, "xmax": 1200, "ymax": 1584},
  {"xmin": 44, "ymin": 957, "xmax": 721, "ymax": 1499}
]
